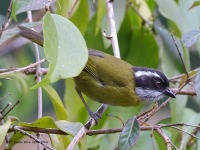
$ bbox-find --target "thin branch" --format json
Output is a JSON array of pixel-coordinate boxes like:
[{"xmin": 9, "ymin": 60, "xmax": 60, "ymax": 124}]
[
  {"xmin": 27, "ymin": 10, "xmax": 43, "ymax": 150},
  {"xmin": 0, "ymin": 59, "xmax": 45, "ymax": 76},
  {"xmin": 105, "ymin": 0, "xmax": 121, "ymax": 58},
  {"xmin": 0, "ymin": 0, "xmax": 12, "ymax": 38},
  {"xmin": 171, "ymin": 34, "xmax": 189, "ymax": 79},
  {"xmin": 0, "ymin": 67, "xmax": 48, "ymax": 75},
  {"xmin": 170, "ymin": 126, "xmax": 200, "ymax": 141},
  {"xmin": 45, "ymin": 0, "xmax": 52, "ymax": 11},
  {"xmin": 0, "ymin": 93, "xmax": 11, "ymax": 101},
  {"xmin": 67, "ymin": 0, "xmax": 79, "ymax": 18},
  {"xmin": 130, "ymin": 2, "xmax": 153, "ymax": 26},
  {"xmin": 171, "ymin": 88, "xmax": 196, "ymax": 96},
  {"xmin": 14, "ymin": 126, "xmax": 53, "ymax": 150},
  {"xmin": 147, "ymin": 78, "xmax": 190, "ymax": 121},
  {"xmin": 67, "ymin": 104, "xmax": 108, "ymax": 150},
  {"xmin": 155, "ymin": 128, "xmax": 172, "ymax": 150},
  {"xmin": 0, "ymin": 103, "xmax": 11, "ymax": 113},
  {"xmin": 168, "ymin": 68, "xmax": 199, "ymax": 81},
  {"xmin": 0, "ymin": 100, "xmax": 20, "ymax": 121},
  {"xmin": 150, "ymin": 127, "xmax": 157, "ymax": 150},
  {"xmin": 7, "ymin": 125, "xmax": 156, "ymax": 136}
]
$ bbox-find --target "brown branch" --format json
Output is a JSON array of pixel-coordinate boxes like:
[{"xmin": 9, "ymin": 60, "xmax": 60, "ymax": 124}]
[
  {"xmin": 13, "ymin": 126, "xmax": 53, "ymax": 150},
  {"xmin": 0, "ymin": 0, "xmax": 12, "ymax": 38},
  {"xmin": 155, "ymin": 128, "xmax": 172, "ymax": 150},
  {"xmin": 0, "ymin": 100, "xmax": 20, "ymax": 121},
  {"xmin": 172, "ymin": 88, "xmax": 196, "ymax": 96},
  {"xmin": 7, "ymin": 125, "xmax": 157, "ymax": 136},
  {"xmin": 8, "ymin": 123, "xmax": 200, "ymax": 136},
  {"xmin": 168, "ymin": 68, "xmax": 199, "ymax": 81},
  {"xmin": 129, "ymin": 2, "xmax": 153, "ymax": 26},
  {"xmin": 67, "ymin": 0, "xmax": 79, "ymax": 18},
  {"xmin": 0, "ymin": 58, "xmax": 46, "ymax": 76},
  {"xmin": 146, "ymin": 78, "xmax": 190, "ymax": 121},
  {"xmin": 0, "ymin": 103, "xmax": 11, "ymax": 113},
  {"xmin": 171, "ymin": 34, "xmax": 189, "ymax": 79},
  {"xmin": 170, "ymin": 126, "xmax": 200, "ymax": 141}
]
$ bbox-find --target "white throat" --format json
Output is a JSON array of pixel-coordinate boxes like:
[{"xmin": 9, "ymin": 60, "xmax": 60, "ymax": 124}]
[{"xmin": 135, "ymin": 87, "xmax": 164, "ymax": 102}]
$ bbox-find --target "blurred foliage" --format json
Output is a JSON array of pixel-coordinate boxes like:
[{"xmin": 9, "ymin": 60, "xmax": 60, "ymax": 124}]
[{"xmin": 0, "ymin": 0, "xmax": 200, "ymax": 149}]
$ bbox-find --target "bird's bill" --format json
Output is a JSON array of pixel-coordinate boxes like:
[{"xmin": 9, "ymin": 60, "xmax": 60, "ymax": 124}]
[{"xmin": 163, "ymin": 88, "xmax": 176, "ymax": 98}]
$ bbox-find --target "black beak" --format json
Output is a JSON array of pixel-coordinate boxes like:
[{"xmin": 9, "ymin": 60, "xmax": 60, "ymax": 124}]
[{"xmin": 163, "ymin": 88, "xmax": 176, "ymax": 98}]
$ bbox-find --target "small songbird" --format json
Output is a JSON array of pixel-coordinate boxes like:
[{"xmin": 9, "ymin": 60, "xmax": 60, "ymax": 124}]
[
  {"xmin": 73, "ymin": 50, "xmax": 175, "ymax": 122},
  {"xmin": 17, "ymin": 26, "xmax": 175, "ymax": 123}
]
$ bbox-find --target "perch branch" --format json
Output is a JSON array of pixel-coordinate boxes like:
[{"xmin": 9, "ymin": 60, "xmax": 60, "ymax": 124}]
[{"xmin": 13, "ymin": 126, "xmax": 53, "ymax": 150}]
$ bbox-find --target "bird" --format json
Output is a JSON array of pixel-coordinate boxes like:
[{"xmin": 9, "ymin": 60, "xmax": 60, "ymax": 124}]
[
  {"xmin": 17, "ymin": 26, "xmax": 175, "ymax": 123},
  {"xmin": 73, "ymin": 50, "xmax": 175, "ymax": 123}
]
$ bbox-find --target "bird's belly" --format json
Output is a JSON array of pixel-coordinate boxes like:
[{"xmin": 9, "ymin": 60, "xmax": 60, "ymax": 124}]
[{"xmin": 73, "ymin": 76, "xmax": 140, "ymax": 106}]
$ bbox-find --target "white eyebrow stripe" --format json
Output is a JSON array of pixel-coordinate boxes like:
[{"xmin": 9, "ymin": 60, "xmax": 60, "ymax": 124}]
[{"xmin": 135, "ymin": 71, "xmax": 164, "ymax": 82}]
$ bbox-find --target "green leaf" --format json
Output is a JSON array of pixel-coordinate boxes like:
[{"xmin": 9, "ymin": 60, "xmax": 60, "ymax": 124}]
[
  {"xmin": 0, "ymin": 21, "xmax": 42, "ymax": 45},
  {"xmin": 55, "ymin": 120, "xmax": 85, "ymax": 149},
  {"xmin": 0, "ymin": 117, "xmax": 17, "ymax": 146},
  {"xmin": 118, "ymin": 116, "xmax": 140, "ymax": 150},
  {"xmin": 84, "ymin": 14, "xmax": 105, "ymax": 51},
  {"xmin": 43, "ymin": 85, "xmax": 68, "ymax": 120},
  {"xmin": 126, "ymin": 29, "xmax": 159, "ymax": 68},
  {"xmin": 70, "ymin": 0, "xmax": 89, "ymax": 35},
  {"xmin": 170, "ymin": 95, "xmax": 188, "ymax": 123},
  {"xmin": 11, "ymin": 0, "xmax": 55, "ymax": 20},
  {"xmin": 19, "ymin": 116, "xmax": 58, "ymax": 128},
  {"xmin": 56, "ymin": 0, "xmax": 69, "ymax": 17},
  {"xmin": 6, "ymin": 131, "xmax": 25, "ymax": 150},
  {"xmin": 195, "ymin": 68, "xmax": 200, "ymax": 99},
  {"xmin": 56, "ymin": 120, "xmax": 83, "ymax": 136},
  {"xmin": 181, "ymin": 30, "xmax": 200, "ymax": 47},
  {"xmin": 156, "ymin": 0, "xmax": 200, "ymax": 55},
  {"xmin": 32, "ymin": 12, "xmax": 88, "ymax": 88},
  {"xmin": 189, "ymin": 1, "xmax": 200, "ymax": 10},
  {"xmin": 49, "ymin": 134, "xmax": 65, "ymax": 150}
]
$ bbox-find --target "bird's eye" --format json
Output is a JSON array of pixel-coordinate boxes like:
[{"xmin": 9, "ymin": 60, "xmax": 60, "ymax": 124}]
[{"xmin": 155, "ymin": 81, "xmax": 161, "ymax": 88}]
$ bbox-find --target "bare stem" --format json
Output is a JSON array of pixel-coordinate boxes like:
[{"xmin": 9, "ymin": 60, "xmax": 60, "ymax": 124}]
[
  {"xmin": 68, "ymin": 0, "xmax": 79, "ymax": 18},
  {"xmin": 14, "ymin": 126, "xmax": 53, "ymax": 150},
  {"xmin": 105, "ymin": 0, "xmax": 120, "ymax": 58},
  {"xmin": 27, "ymin": 10, "xmax": 43, "ymax": 150},
  {"xmin": 0, "ymin": 59, "xmax": 45, "ymax": 76},
  {"xmin": 155, "ymin": 128, "xmax": 172, "ymax": 150},
  {"xmin": 171, "ymin": 34, "xmax": 189, "ymax": 79},
  {"xmin": 0, "ymin": 103, "xmax": 11, "ymax": 114},
  {"xmin": 0, "ymin": 0, "xmax": 12, "ymax": 38},
  {"xmin": 0, "ymin": 100, "xmax": 20, "ymax": 121}
]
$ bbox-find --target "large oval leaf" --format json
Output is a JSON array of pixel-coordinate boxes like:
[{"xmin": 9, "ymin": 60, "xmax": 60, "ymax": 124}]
[
  {"xmin": 32, "ymin": 12, "xmax": 88, "ymax": 88},
  {"xmin": 118, "ymin": 116, "xmax": 140, "ymax": 150}
]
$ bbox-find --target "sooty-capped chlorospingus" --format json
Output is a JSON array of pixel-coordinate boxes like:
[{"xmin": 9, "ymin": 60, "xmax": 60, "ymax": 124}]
[
  {"xmin": 73, "ymin": 50, "xmax": 176, "ymax": 123},
  {"xmin": 17, "ymin": 26, "xmax": 175, "ymax": 123}
]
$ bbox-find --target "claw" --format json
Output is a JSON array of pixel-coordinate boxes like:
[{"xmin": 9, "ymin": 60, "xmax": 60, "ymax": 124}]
[{"xmin": 89, "ymin": 112, "xmax": 101, "ymax": 125}]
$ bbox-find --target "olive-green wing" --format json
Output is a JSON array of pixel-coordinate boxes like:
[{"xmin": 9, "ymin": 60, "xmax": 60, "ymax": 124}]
[{"xmin": 85, "ymin": 50, "xmax": 132, "ymax": 87}]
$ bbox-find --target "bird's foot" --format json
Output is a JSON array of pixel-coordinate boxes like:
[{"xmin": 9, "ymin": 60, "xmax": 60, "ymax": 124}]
[{"xmin": 89, "ymin": 111, "xmax": 101, "ymax": 125}]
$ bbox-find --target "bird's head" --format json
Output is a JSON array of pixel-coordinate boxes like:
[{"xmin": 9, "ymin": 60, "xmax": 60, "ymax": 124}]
[{"xmin": 133, "ymin": 67, "xmax": 175, "ymax": 102}]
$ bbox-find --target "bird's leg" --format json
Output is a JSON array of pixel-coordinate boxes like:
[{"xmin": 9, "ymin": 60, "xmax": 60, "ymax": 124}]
[{"xmin": 75, "ymin": 87, "xmax": 101, "ymax": 124}]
